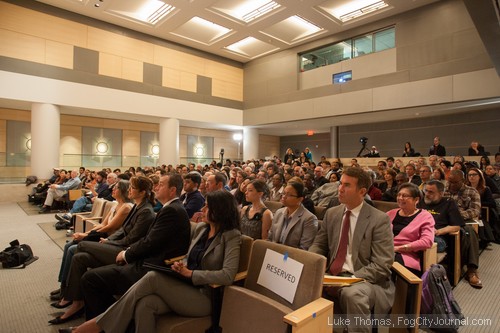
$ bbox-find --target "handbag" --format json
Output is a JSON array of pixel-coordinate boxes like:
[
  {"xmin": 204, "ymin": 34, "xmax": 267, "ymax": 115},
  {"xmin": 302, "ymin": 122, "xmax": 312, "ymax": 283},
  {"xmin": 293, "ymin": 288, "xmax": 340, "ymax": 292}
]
[{"xmin": 0, "ymin": 239, "xmax": 38, "ymax": 268}]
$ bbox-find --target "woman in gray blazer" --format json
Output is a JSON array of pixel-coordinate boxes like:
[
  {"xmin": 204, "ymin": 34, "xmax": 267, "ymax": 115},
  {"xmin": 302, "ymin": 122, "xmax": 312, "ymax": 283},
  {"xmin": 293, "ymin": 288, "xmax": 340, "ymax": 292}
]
[{"xmin": 62, "ymin": 190, "xmax": 241, "ymax": 333}]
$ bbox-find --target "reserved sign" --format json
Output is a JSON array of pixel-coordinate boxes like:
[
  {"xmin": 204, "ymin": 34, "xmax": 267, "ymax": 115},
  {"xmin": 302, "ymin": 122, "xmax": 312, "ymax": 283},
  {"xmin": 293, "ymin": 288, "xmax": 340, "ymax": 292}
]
[{"xmin": 257, "ymin": 249, "xmax": 304, "ymax": 303}]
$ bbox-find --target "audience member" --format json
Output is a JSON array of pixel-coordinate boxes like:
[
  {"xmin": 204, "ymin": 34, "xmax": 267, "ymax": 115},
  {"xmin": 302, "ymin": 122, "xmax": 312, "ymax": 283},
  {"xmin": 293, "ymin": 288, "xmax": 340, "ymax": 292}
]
[
  {"xmin": 304, "ymin": 147, "xmax": 313, "ymax": 162},
  {"xmin": 240, "ymin": 179, "xmax": 272, "ymax": 240},
  {"xmin": 402, "ymin": 142, "xmax": 417, "ymax": 157},
  {"xmin": 405, "ymin": 164, "xmax": 422, "ymax": 186},
  {"xmin": 309, "ymin": 167, "xmax": 394, "ymax": 333},
  {"xmin": 311, "ymin": 177, "xmax": 340, "ymax": 208},
  {"xmin": 78, "ymin": 174, "xmax": 191, "ymax": 321},
  {"xmin": 313, "ymin": 166, "xmax": 328, "ymax": 188},
  {"xmin": 468, "ymin": 141, "xmax": 486, "ymax": 156},
  {"xmin": 382, "ymin": 172, "xmax": 408, "ymax": 202},
  {"xmin": 269, "ymin": 173, "xmax": 285, "ymax": 201},
  {"xmin": 366, "ymin": 169, "xmax": 382, "ymax": 201},
  {"xmin": 39, "ymin": 170, "xmax": 81, "ymax": 213},
  {"xmin": 440, "ymin": 160, "xmax": 452, "ymax": 180},
  {"xmin": 429, "ymin": 136, "xmax": 446, "ymax": 156},
  {"xmin": 479, "ymin": 156, "xmax": 490, "ymax": 171},
  {"xmin": 376, "ymin": 160, "xmax": 387, "ymax": 180},
  {"xmin": 48, "ymin": 176, "xmax": 156, "ymax": 324},
  {"xmin": 284, "ymin": 148, "xmax": 295, "ymax": 165},
  {"xmin": 444, "ymin": 169, "xmax": 483, "ymax": 288},
  {"xmin": 386, "ymin": 183, "xmax": 434, "ymax": 276},
  {"xmin": 179, "ymin": 172, "xmax": 205, "ymax": 218},
  {"xmin": 484, "ymin": 165, "xmax": 500, "ymax": 193},
  {"xmin": 418, "ymin": 165, "xmax": 433, "ymax": 190},
  {"xmin": 62, "ymin": 190, "xmax": 241, "ymax": 333},
  {"xmin": 378, "ymin": 168, "xmax": 397, "ymax": 194},
  {"xmin": 268, "ymin": 181, "xmax": 317, "ymax": 250}
]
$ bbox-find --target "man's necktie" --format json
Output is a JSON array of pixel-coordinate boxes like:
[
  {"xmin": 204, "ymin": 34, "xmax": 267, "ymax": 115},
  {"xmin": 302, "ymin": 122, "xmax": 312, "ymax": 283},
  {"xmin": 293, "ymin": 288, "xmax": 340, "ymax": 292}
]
[{"xmin": 329, "ymin": 210, "xmax": 351, "ymax": 276}]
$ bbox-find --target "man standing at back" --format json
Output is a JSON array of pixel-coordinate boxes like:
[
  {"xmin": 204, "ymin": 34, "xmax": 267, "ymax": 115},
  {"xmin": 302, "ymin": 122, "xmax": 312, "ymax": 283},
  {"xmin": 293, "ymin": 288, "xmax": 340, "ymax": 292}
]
[{"xmin": 309, "ymin": 167, "xmax": 394, "ymax": 333}]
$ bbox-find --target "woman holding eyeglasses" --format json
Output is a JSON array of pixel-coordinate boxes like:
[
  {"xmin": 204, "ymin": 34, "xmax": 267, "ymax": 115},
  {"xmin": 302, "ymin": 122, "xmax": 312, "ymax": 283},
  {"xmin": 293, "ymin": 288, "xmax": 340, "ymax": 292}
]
[{"xmin": 386, "ymin": 183, "xmax": 435, "ymax": 276}]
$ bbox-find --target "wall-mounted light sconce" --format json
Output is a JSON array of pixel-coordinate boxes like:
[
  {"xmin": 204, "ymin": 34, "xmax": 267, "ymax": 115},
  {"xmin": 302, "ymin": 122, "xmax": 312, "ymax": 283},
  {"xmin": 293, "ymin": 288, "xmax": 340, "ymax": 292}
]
[
  {"xmin": 96, "ymin": 141, "xmax": 109, "ymax": 154},
  {"xmin": 25, "ymin": 138, "xmax": 31, "ymax": 151},
  {"xmin": 194, "ymin": 144, "xmax": 205, "ymax": 157},
  {"xmin": 151, "ymin": 144, "xmax": 160, "ymax": 157}
]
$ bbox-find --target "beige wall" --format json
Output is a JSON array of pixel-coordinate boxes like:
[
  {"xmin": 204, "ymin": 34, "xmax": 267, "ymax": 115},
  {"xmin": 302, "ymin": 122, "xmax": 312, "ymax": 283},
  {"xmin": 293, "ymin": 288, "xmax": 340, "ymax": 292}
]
[
  {"xmin": 0, "ymin": 1, "xmax": 243, "ymax": 101},
  {"xmin": 243, "ymin": 0, "xmax": 496, "ymax": 124},
  {"xmin": 0, "ymin": 109, "xmax": 280, "ymax": 174}
]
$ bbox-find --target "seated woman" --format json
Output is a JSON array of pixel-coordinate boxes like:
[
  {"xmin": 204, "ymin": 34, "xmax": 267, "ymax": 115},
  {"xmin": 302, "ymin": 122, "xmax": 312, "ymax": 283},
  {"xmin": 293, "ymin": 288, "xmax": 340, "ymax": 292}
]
[
  {"xmin": 241, "ymin": 179, "xmax": 273, "ymax": 240},
  {"xmin": 479, "ymin": 156, "xmax": 491, "ymax": 172},
  {"xmin": 50, "ymin": 180, "xmax": 133, "ymax": 307},
  {"xmin": 267, "ymin": 181, "xmax": 318, "ymax": 250},
  {"xmin": 402, "ymin": 141, "xmax": 416, "ymax": 157},
  {"xmin": 386, "ymin": 183, "xmax": 435, "ymax": 276},
  {"xmin": 49, "ymin": 176, "xmax": 155, "ymax": 325},
  {"xmin": 378, "ymin": 168, "xmax": 397, "ymax": 194},
  {"xmin": 466, "ymin": 168, "xmax": 498, "ymax": 243},
  {"xmin": 63, "ymin": 190, "xmax": 241, "ymax": 333}
]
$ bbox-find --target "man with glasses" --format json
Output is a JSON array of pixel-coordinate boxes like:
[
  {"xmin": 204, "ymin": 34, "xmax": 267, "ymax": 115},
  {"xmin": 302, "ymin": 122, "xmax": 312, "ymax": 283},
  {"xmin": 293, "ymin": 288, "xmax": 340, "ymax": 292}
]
[
  {"xmin": 444, "ymin": 169, "xmax": 482, "ymax": 288},
  {"xmin": 418, "ymin": 165, "xmax": 433, "ymax": 190}
]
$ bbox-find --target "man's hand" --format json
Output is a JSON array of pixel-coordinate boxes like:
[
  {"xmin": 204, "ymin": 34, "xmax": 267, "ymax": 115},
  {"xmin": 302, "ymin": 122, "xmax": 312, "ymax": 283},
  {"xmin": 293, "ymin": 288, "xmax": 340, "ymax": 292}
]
[{"xmin": 116, "ymin": 250, "xmax": 126, "ymax": 265}]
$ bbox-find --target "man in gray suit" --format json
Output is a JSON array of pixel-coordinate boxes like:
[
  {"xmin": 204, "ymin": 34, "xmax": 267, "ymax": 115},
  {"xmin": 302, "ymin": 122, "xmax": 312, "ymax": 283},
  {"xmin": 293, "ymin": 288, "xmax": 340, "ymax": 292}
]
[
  {"xmin": 268, "ymin": 181, "xmax": 318, "ymax": 250},
  {"xmin": 309, "ymin": 167, "xmax": 395, "ymax": 333}
]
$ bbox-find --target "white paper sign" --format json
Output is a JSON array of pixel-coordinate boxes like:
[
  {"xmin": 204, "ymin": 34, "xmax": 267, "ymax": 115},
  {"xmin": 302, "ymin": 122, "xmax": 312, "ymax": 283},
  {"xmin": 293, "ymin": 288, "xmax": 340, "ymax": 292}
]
[{"xmin": 257, "ymin": 248, "xmax": 304, "ymax": 303}]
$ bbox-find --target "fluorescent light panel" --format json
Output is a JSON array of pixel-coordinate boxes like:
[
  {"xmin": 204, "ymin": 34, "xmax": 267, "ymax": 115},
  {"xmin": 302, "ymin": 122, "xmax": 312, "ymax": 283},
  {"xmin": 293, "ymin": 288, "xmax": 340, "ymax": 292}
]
[
  {"xmin": 318, "ymin": 0, "xmax": 389, "ymax": 23},
  {"xmin": 210, "ymin": 0, "xmax": 281, "ymax": 23}
]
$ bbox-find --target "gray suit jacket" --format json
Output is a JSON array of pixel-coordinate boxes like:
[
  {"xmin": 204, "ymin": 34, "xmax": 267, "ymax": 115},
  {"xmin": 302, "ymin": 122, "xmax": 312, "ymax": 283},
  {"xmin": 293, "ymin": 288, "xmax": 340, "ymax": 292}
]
[
  {"xmin": 268, "ymin": 204, "xmax": 318, "ymax": 250},
  {"xmin": 309, "ymin": 202, "xmax": 395, "ymax": 313},
  {"xmin": 189, "ymin": 223, "xmax": 241, "ymax": 289}
]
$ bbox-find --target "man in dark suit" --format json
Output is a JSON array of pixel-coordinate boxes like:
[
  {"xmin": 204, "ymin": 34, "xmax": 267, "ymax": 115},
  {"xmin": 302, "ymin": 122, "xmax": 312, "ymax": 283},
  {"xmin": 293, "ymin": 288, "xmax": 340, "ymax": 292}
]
[
  {"xmin": 405, "ymin": 164, "xmax": 422, "ymax": 186},
  {"xmin": 80, "ymin": 173, "xmax": 191, "ymax": 320},
  {"xmin": 309, "ymin": 167, "xmax": 394, "ymax": 333}
]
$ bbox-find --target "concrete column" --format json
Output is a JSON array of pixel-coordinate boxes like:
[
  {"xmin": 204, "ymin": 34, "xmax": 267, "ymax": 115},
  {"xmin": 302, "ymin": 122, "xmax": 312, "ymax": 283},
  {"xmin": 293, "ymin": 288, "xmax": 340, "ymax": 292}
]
[
  {"xmin": 243, "ymin": 127, "xmax": 259, "ymax": 161},
  {"xmin": 31, "ymin": 103, "xmax": 60, "ymax": 179},
  {"xmin": 159, "ymin": 118, "xmax": 179, "ymax": 165},
  {"xmin": 330, "ymin": 126, "xmax": 339, "ymax": 158}
]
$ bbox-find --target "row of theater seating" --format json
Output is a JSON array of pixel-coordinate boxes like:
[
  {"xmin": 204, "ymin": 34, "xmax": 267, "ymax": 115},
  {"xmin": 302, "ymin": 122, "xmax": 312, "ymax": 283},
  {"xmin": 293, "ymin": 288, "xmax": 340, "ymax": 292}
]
[{"xmin": 155, "ymin": 207, "xmax": 424, "ymax": 333}]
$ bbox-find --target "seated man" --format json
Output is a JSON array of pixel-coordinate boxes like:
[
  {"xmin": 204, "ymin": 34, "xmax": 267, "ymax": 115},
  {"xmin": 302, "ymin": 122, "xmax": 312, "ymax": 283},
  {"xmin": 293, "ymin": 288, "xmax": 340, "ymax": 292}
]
[
  {"xmin": 444, "ymin": 170, "xmax": 482, "ymax": 289},
  {"xmin": 419, "ymin": 180, "xmax": 466, "ymax": 283},
  {"xmin": 311, "ymin": 180, "xmax": 339, "ymax": 208},
  {"xmin": 418, "ymin": 165, "xmax": 433, "ymax": 190},
  {"xmin": 313, "ymin": 166, "xmax": 329, "ymax": 189},
  {"xmin": 56, "ymin": 171, "xmax": 117, "ymax": 222},
  {"xmin": 179, "ymin": 171, "xmax": 205, "ymax": 218},
  {"xmin": 309, "ymin": 167, "xmax": 394, "ymax": 333},
  {"xmin": 405, "ymin": 164, "xmax": 422, "ymax": 186},
  {"xmin": 268, "ymin": 181, "xmax": 318, "ymax": 250},
  {"xmin": 52, "ymin": 174, "xmax": 190, "ymax": 323},
  {"xmin": 39, "ymin": 170, "xmax": 81, "ymax": 213}
]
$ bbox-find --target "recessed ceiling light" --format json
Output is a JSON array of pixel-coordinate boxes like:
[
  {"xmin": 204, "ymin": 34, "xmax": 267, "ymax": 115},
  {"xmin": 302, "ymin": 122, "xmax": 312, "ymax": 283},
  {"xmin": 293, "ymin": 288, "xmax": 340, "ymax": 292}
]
[
  {"xmin": 210, "ymin": 0, "xmax": 281, "ymax": 23},
  {"xmin": 317, "ymin": 0, "xmax": 389, "ymax": 23}
]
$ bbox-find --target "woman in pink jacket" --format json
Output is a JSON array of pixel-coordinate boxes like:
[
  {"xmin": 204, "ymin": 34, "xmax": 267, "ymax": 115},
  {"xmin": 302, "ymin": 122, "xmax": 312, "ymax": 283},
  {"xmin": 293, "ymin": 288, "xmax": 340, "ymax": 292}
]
[{"xmin": 387, "ymin": 182, "xmax": 435, "ymax": 276}]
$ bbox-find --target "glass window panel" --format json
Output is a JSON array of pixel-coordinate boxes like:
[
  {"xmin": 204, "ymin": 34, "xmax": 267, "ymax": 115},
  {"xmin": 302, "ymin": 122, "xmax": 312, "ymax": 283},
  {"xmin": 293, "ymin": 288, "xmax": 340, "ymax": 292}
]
[
  {"xmin": 140, "ymin": 131, "xmax": 160, "ymax": 166},
  {"xmin": 6, "ymin": 120, "xmax": 31, "ymax": 166},
  {"xmin": 353, "ymin": 35, "xmax": 372, "ymax": 57},
  {"xmin": 374, "ymin": 27, "xmax": 395, "ymax": 51}
]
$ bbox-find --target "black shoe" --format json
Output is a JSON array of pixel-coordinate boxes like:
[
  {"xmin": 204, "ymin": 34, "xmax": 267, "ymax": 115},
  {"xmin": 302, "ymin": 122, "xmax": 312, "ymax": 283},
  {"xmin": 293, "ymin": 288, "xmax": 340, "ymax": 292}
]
[
  {"xmin": 50, "ymin": 288, "xmax": 61, "ymax": 296},
  {"xmin": 51, "ymin": 300, "xmax": 73, "ymax": 309},
  {"xmin": 50, "ymin": 293, "xmax": 62, "ymax": 301},
  {"xmin": 48, "ymin": 307, "xmax": 84, "ymax": 325},
  {"xmin": 39, "ymin": 206, "xmax": 50, "ymax": 214}
]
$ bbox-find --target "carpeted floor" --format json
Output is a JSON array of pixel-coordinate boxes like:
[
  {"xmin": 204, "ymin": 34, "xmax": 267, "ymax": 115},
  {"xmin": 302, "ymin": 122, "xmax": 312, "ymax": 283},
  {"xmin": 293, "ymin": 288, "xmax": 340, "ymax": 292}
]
[
  {"xmin": 17, "ymin": 201, "xmax": 67, "ymax": 216},
  {"xmin": 38, "ymin": 222, "xmax": 69, "ymax": 250}
]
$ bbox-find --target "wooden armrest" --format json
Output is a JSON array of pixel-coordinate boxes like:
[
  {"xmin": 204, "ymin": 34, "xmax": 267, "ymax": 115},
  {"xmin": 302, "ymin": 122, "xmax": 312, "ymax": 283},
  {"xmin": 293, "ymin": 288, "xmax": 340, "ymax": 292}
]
[
  {"xmin": 164, "ymin": 255, "xmax": 186, "ymax": 265},
  {"xmin": 82, "ymin": 216, "xmax": 104, "ymax": 221},
  {"xmin": 391, "ymin": 262, "xmax": 421, "ymax": 284},
  {"xmin": 422, "ymin": 243, "xmax": 437, "ymax": 272},
  {"xmin": 284, "ymin": 297, "xmax": 333, "ymax": 332},
  {"xmin": 74, "ymin": 212, "xmax": 92, "ymax": 217}
]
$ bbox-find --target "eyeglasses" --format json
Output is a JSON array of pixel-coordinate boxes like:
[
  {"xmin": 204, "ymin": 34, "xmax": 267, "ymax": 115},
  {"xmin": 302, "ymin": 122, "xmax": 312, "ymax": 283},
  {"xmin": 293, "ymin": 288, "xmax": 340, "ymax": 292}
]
[{"xmin": 397, "ymin": 193, "xmax": 414, "ymax": 199}]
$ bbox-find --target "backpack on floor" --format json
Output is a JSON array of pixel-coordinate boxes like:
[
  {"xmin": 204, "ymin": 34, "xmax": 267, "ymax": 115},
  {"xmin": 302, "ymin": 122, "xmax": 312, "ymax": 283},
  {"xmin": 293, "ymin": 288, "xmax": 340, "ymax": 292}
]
[
  {"xmin": 421, "ymin": 264, "xmax": 464, "ymax": 333},
  {"xmin": 0, "ymin": 240, "xmax": 38, "ymax": 268}
]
